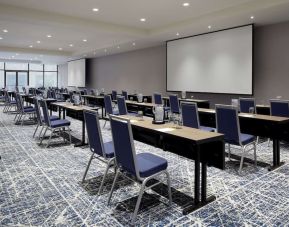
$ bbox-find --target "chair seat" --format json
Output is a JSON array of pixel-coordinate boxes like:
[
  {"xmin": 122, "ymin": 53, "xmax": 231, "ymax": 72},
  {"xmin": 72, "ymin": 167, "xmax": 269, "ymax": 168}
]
[
  {"xmin": 24, "ymin": 106, "xmax": 34, "ymax": 109},
  {"xmin": 200, "ymin": 125, "xmax": 215, "ymax": 132},
  {"xmin": 41, "ymin": 115, "xmax": 59, "ymax": 122},
  {"xmin": 10, "ymin": 101, "xmax": 16, "ymax": 104},
  {"xmin": 164, "ymin": 107, "xmax": 170, "ymax": 112},
  {"xmin": 23, "ymin": 108, "xmax": 35, "ymax": 113},
  {"xmin": 112, "ymin": 110, "xmax": 119, "ymax": 115},
  {"xmin": 103, "ymin": 141, "xmax": 115, "ymax": 158},
  {"xmin": 136, "ymin": 153, "xmax": 168, "ymax": 178},
  {"xmin": 50, "ymin": 119, "xmax": 70, "ymax": 128},
  {"xmin": 240, "ymin": 133, "xmax": 255, "ymax": 145}
]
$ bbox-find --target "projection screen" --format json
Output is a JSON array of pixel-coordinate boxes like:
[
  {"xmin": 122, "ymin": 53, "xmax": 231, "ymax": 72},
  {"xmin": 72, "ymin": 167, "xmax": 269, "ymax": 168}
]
[
  {"xmin": 68, "ymin": 59, "xmax": 86, "ymax": 87},
  {"xmin": 167, "ymin": 25, "xmax": 253, "ymax": 94}
]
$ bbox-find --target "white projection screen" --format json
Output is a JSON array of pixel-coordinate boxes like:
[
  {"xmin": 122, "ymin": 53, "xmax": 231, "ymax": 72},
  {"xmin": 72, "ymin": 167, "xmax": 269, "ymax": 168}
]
[
  {"xmin": 68, "ymin": 59, "xmax": 86, "ymax": 87},
  {"xmin": 167, "ymin": 25, "xmax": 253, "ymax": 94}
]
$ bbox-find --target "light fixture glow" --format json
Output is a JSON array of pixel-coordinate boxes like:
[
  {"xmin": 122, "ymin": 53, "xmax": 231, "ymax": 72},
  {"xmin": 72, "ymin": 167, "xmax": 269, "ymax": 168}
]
[
  {"xmin": 183, "ymin": 2, "xmax": 190, "ymax": 7},
  {"xmin": 176, "ymin": 32, "xmax": 180, "ymax": 36},
  {"xmin": 16, "ymin": 53, "xmax": 19, "ymax": 56},
  {"xmin": 250, "ymin": 16, "xmax": 254, "ymax": 19},
  {"xmin": 208, "ymin": 25, "xmax": 212, "ymax": 29},
  {"xmin": 29, "ymin": 45, "xmax": 33, "ymax": 48},
  {"xmin": 37, "ymin": 40, "xmax": 41, "ymax": 44},
  {"xmin": 59, "ymin": 48, "xmax": 63, "ymax": 50},
  {"xmin": 140, "ymin": 18, "xmax": 146, "ymax": 22},
  {"xmin": 132, "ymin": 42, "xmax": 136, "ymax": 46},
  {"xmin": 47, "ymin": 34, "xmax": 52, "ymax": 38},
  {"xmin": 69, "ymin": 44, "xmax": 73, "ymax": 47},
  {"xmin": 3, "ymin": 29, "xmax": 8, "ymax": 33},
  {"xmin": 92, "ymin": 8, "xmax": 99, "ymax": 12},
  {"xmin": 83, "ymin": 39, "xmax": 87, "ymax": 42},
  {"xmin": 0, "ymin": 37, "xmax": 3, "ymax": 40},
  {"xmin": 117, "ymin": 46, "xmax": 120, "ymax": 49}
]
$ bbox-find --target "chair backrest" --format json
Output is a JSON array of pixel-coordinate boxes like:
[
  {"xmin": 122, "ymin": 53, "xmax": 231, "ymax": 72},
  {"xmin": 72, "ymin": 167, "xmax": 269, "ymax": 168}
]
[
  {"xmin": 216, "ymin": 105, "xmax": 240, "ymax": 145},
  {"xmin": 15, "ymin": 93, "xmax": 22, "ymax": 111},
  {"xmin": 112, "ymin": 90, "xmax": 117, "ymax": 101},
  {"xmin": 110, "ymin": 116, "xmax": 139, "ymax": 179},
  {"xmin": 239, "ymin": 98, "xmax": 255, "ymax": 113},
  {"xmin": 169, "ymin": 94, "xmax": 180, "ymax": 114},
  {"xmin": 83, "ymin": 89, "xmax": 88, "ymax": 95},
  {"xmin": 40, "ymin": 100, "xmax": 51, "ymax": 126},
  {"xmin": 51, "ymin": 90, "xmax": 57, "ymax": 99},
  {"xmin": 122, "ymin": 90, "xmax": 128, "ymax": 100},
  {"xmin": 15, "ymin": 87, "xmax": 19, "ymax": 93},
  {"xmin": 154, "ymin": 93, "xmax": 163, "ymax": 105},
  {"xmin": 34, "ymin": 97, "xmax": 43, "ymax": 124},
  {"xmin": 181, "ymin": 102, "xmax": 200, "ymax": 129},
  {"xmin": 270, "ymin": 99, "xmax": 289, "ymax": 117},
  {"xmin": 117, "ymin": 96, "xmax": 128, "ymax": 115},
  {"xmin": 84, "ymin": 110, "xmax": 106, "ymax": 157},
  {"xmin": 104, "ymin": 95, "xmax": 113, "ymax": 114},
  {"xmin": 22, "ymin": 87, "xmax": 26, "ymax": 94},
  {"xmin": 69, "ymin": 91, "xmax": 74, "ymax": 103}
]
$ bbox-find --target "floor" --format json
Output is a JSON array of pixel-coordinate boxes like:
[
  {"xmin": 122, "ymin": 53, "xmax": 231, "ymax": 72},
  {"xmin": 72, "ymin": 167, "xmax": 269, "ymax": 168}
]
[{"xmin": 1, "ymin": 106, "xmax": 289, "ymax": 226}]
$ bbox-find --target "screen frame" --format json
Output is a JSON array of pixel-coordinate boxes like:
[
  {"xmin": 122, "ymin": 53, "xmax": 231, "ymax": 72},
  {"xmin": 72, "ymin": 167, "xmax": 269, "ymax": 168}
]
[{"xmin": 166, "ymin": 24, "xmax": 254, "ymax": 95}]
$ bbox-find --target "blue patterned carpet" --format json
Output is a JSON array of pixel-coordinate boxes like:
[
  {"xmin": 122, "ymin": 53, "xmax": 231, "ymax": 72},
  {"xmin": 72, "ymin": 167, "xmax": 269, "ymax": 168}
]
[{"xmin": 1, "ymin": 106, "xmax": 289, "ymax": 226}]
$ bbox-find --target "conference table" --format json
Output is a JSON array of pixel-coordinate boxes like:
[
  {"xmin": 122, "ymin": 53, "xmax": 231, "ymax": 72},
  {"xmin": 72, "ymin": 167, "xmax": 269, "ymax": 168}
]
[
  {"xmin": 128, "ymin": 94, "xmax": 152, "ymax": 103},
  {"xmin": 50, "ymin": 102, "xmax": 98, "ymax": 147},
  {"xmin": 121, "ymin": 115, "xmax": 225, "ymax": 214},
  {"xmin": 162, "ymin": 97, "xmax": 210, "ymax": 108},
  {"xmin": 198, "ymin": 108, "xmax": 289, "ymax": 170},
  {"xmin": 81, "ymin": 95, "xmax": 105, "ymax": 118}
]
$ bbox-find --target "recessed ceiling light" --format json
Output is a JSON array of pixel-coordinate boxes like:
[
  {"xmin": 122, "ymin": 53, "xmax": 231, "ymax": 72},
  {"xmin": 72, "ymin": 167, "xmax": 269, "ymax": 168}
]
[
  {"xmin": 132, "ymin": 42, "xmax": 136, "ymax": 46},
  {"xmin": 208, "ymin": 25, "xmax": 212, "ymax": 29},
  {"xmin": 16, "ymin": 53, "xmax": 19, "ymax": 56},
  {"xmin": 83, "ymin": 39, "xmax": 87, "ymax": 42},
  {"xmin": 3, "ymin": 29, "xmax": 8, "ymax": 33},
  {"xmin": 176, "ymin": 32, "xmax": 180, "ymax": 36},
  {"xmin": 29, "ymin": 45, "xmax": 33, "ymax": 48},
  {"xmin": 47, "ymin": 35, "xmax": 52, "ymax": 38},
  {"xmin": 11, "ymin": 56, "xmax": 15, "ymax": 58},
  {"xmin": 37, "ymin": 40, "xmax": 41, "ymax": 44},
  {"xmin": 0, "ymin": 37, "xmax": 3, "ymax": 40},
  {"xmin": 140, "ymin": 18, "xmax": 146, "ymax": 22},
  {"xmin": 250, "ymin": 16, "xmax": 254, "ymax": 19},
  {"xmin": 59, "ymin": 48, "xmax": 62, "ymax": 50},
  {"xmin": 183, "ymin": 2, "xmax": 190, "ymax": 7},
  {"xmin": 92, "ymin": 8, "xmax": 99, "ymax": 12},
  {"xmin": 69, "ymin": 44, "xmax": 74, "ymax": 47},
  {"xmin": 117, "ymin": 46, "xmax": 120, "ymax": 49}
]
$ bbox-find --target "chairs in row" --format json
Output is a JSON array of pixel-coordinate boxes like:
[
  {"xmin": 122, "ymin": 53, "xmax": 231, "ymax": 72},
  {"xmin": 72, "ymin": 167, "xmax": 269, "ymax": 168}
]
[
  {"xmin": 82, "ymin": 110, "xmax": 171, "ymax": 224},
  {"xmin": 14, "ymin": 93, "xmax": 36, "ymax": 125}
]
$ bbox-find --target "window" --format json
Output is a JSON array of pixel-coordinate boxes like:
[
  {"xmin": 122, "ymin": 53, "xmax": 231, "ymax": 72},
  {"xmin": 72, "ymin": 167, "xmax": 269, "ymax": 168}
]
[
  {"xmin": 44, "ymin": 64, "xmax": 57, "ymax": 71},
  {"xmin": 0, "ymin": 62, "xmax": 4, "ymax": 70},
  {"xmin": 29, "ymin": 64, "xmax": 43, "ymax": 71},
  {"xmin": 5, "ymin": 62, "xmax": 28, "ymax": 70},
  {"xmin": 0, "ymin": 70, "xmax": 4, "ymax": 88},
  {"xmin": 44, "ymin": 72, "xmax": 57, "ymax": 87},
  {"xmin": 29, "ymin": 72, "xmax": 44, "ymax": 87}
]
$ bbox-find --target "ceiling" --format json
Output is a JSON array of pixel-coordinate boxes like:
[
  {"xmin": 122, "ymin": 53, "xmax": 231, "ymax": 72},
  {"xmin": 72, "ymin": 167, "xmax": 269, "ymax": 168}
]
[{"xmin": 0, "ymin": 0, "xmax": 289, "ymax": 64}]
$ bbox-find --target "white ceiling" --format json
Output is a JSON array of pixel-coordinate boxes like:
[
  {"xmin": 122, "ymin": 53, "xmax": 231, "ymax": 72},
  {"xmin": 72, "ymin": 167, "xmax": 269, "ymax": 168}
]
[{"xmin": 0, "ymin": 0, "xmax": 289, "ymax": 64}]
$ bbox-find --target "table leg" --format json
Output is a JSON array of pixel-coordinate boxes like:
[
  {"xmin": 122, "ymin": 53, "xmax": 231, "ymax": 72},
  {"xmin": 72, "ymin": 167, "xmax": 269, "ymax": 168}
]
[
  {"xmin": 63, "ymin": 108, "xmax": 66, "ymax": 119},
  {"xmin": 74, "ymin": 118, "xmax": 87, "ymax": 147},
  {"xmin": 269, "ymin": 139, "xmax": 284, "ymax": 171},
  {"xmin": 58, "ymin": 107, "xmax": 61, "ymax": 119}
]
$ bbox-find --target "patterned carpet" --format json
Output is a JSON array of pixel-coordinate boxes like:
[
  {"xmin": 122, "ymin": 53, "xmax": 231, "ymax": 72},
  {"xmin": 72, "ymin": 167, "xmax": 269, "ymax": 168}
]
[{"xmin": 1, "ymin": 106, "xmax": 289, "ymax": 226}]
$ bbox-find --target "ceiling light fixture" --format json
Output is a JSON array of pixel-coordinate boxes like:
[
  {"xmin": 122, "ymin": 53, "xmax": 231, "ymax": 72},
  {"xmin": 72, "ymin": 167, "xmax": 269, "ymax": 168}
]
[
  {"xmin": 47, "ymin": 34, "xmax": 52, "ymax": 38},
  {"xmin": 37, "ymin": 40, "xmax": 41, "ymax": 44},
  {"xmin": 176, "ymin": 32, "xmax": 180, "ymax": 36},
  {"xmin": 69, "ymin": 44, "xmax": 74, "ymax": 47},
  {"xmin": 0, "ymin": 37, "xmax": 3, "ymax": 40},
  {"xmin": 208, "ymin": 25, "xmax": 212, "ymax": 29},
  {"xmin": 59, "ymin": 48, "xmax": 63, "ymax": 50},
  {"xmin": 29, "ymin": 45, "xmax": 33, "ymax": 48},
  {"xmin": 92, "ymin": 8, "xmax": 99, "ymax": 12},
  {"xmin": 16, "ymin": 53, "xmax": 19, "ymax": 55},
  {"xmin": 3, "ymin": 29, "xmax": 8, "ymax": 33},
  {"xmin": 140, "ymin": 18, "xmax": 146, "ymax": 22},
  {"xmin": 250, "ymin": 16, "xmax": 254, "ymax": 19},
  {"xmin": 83, "ymin": 39, "xmax": 87, "ymax": 42},
  {"xmin": 183, "ymin": 2, "xmax": 190, "ymax": 7},
  {"xmin": 132, "ymin": 42, "xmax": 136, "ymax": 46},
  {"xmin": 117, "ymin": 46, "xmax": 120, "ymax": 49}
]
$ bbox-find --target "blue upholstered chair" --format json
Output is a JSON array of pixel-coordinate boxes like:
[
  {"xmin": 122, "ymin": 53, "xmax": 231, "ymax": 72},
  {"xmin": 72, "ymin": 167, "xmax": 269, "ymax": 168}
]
[
  {"xmin": 216, "ymin": 104, "xmax": 257, "ymax": 173},
  {"xmin": 82, "ymin": 110, "xmax": 115, "ymax": 194},
  {"xmin": 239, "ymin": 98, "xmax": 256, "ymax": 113},
  {"xmin": 153, "ymin": 93, "xmax": 170, "ymax": 112},
  {"xmin": 3, "ymin": 90, "xmax": 17, "ymax": 113},
  {"xmin": 108, "ymin": 115, "xmax": 172, "ymax": 224},
  {"xmin": 15, "ymin": 93, "xmax": 36, "ymax": 126},
  {"xmin": 117, "ymin": 96, "xmax": 128, "ymax": 115},
  {"xmin": 33, "ymin": 98, "xmax": 59, "ymax": 139},
  {"xmin": 103, "ymin": 95, "xmax": 119, "ymax": 128},
  {"xmin": 270, "ymin": 99, "xmax": 289, "ymax": 117},
  {"xmin": 169, "ymin": 94, "xmax": 181, "ymax": 123},
  {"xmin": 111, "ymin": 90, "xmax": 117, "ymax": 101},
  {"xmin": 181, "ymin": 102, "xmax": 215, "ymax": 132},
  {"xmin": 39, "ymin": 100, "xmax": 71, "ymax": 147},
  {"xmin": 83, "ymin": 89, "xmax": 88, "ymax": 95},
  {"xmin": 122, "ymin": 90, "xmax": 128, "ymax": 100}
]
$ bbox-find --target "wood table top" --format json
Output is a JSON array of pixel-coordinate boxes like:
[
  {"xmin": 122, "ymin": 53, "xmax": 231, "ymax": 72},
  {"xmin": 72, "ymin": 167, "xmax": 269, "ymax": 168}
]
[
  {"xmin": 125, "ymin": 100, "xmax": 156, "ymax": 107},
  {"xmin": 162, "ymin": 97, "xmax": 209, "ymax": 103},
  {"xmin": 51, "ymin": 102, "xmax": 96, "ymax": 111},
  {"xmin": 81, "ymin": 95, "xmax": 104, "ymax": 99}
]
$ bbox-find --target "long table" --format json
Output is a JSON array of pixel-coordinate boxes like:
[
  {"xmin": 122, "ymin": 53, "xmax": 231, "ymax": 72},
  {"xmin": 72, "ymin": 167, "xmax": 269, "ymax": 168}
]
[
  {"xmin": 198, "ymin": 108, "xmax": 289, "ymax": 170},
  {"xmin": 50, "ymin": 102, "xmax": 98, "ymax": 147},
  {"xmin": 81, "ymin": 95, "xmax": 105, "ymax": 118},
  {"xmin": 163, "ymin": 97, "xmax": 210, "ymax": 109},
  {"xmin": 121, "ymin": 115, "xmax": 224, "ymax": 214}
]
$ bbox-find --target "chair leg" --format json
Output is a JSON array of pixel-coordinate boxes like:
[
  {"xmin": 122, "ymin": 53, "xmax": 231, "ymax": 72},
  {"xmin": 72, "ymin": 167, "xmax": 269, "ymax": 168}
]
[
  {"xmin": 40, "ymin": 127, "xmax": 48, "ymax": 145},
  {"xmin": 228, "ymin": 144, "xmax": 231, "ymax": 161},
  {"xmin": 254, "ymin": 143, "xmax": 257, "ymax": 166},
  {"xmin": 103, "ymin": 120, "xmax": 107, "ymax": 129},
  {"xmin": 107, "ymin": 169, "xmax": 120, "ymax": 205},
  {"xmin": 33, "ymin": 124, "xmax": 39, "ymax": 138},
  {"xmin": 46, "ymin": 129, "xmax": 54, "ymax": 148},
  {"xmin": 38, "ymin": 126, "xmax": 45, "ymax": 140},
  {"xmin": 131, "ymin": 180, "xmax": 146, "ymax": 225},
  {"xmin": 165, "ymin": 170, "xmax": 172, "ymax": 206},
  {"xmin": 98, "ymin": 158, "xmax": 114, "ymax": 195},
  {"xmin": 21, "ymin": 114, "xmax": 26, "ymax": 126},
  {"xmin": 267, "ymin": 138, "xmax": 270, "ymax": 147},
  {"xmin": 67, "ymin": 127, "xmax": 72, "ymax": 144},
  {"xmin": 239, "ymin": 146, "xmax": 246, "ymax": 173},
  {"xmin": 82, "ymin": 153, "xmax": 94, "ymax": 183}
]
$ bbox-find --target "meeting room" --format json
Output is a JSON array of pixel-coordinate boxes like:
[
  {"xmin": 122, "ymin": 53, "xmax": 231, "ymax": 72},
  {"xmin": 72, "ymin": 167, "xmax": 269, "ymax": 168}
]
[{"xmin": 1, "ymin": 0, "xmax": 289, "ymax": 226}]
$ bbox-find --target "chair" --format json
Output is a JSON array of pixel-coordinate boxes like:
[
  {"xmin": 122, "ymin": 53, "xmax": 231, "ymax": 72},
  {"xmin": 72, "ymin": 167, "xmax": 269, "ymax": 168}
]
[
  {"xmin": 181, "ymin": 102, "xmax": 215, "ymax": 132},
  {"xmin": 33, "ymin": 97, "xmax": 59, "ymax": 139},
  {"xmin": 39, "ymin": 100, "xmax": 71, "ymax": 147},
  {"xmin": 83, "ymin": 89, "xmax": 88, "ymax": 95},
  {"xmin": 82, "ymin": 110, "xmax": 115, "ymax": 194},
  {"xmin": 270, "ymin": 99, "xmax": 289, "ymax": 117},
  {"xmin": 103, "ymin": 95, "xmax": 119, "ymax": 128},
  {"xmin": 111, "ymin": 90, "xmax": 117, "ymax": 101},
  {"xmin": 15, "ymin": 93, "xmax": 36, "ymax": 126},
  {"xmin": 117, "ymin": 96, "xmax": 128, "ymax": 115},
  {"xmin": 216, "ymin": 104, "xmax": 257, "ymax": 173},
  {"xmin": 122, "ymin": 90, "xmax": 128, "ymax": 100},
  {"xmin": 169, "ymin": 94, "xmax": 180, "ymax": 123},
  {"xmin": 239, "ymin": 98, "xmax": 256, "ymax": 113},
  {"xmin": 108, "ymin": 115, "xmax": 172, "ymax": 224},
  {"xmin": 3, "ymin": 90, "xmax": 17, "ymax": 113}
]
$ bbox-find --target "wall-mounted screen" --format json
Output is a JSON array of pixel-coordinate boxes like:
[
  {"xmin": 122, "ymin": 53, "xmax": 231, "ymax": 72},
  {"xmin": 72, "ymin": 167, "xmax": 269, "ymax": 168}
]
[{"xmin": 68, "ymin": 59, "xmax": 86, "ymax": 87}]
